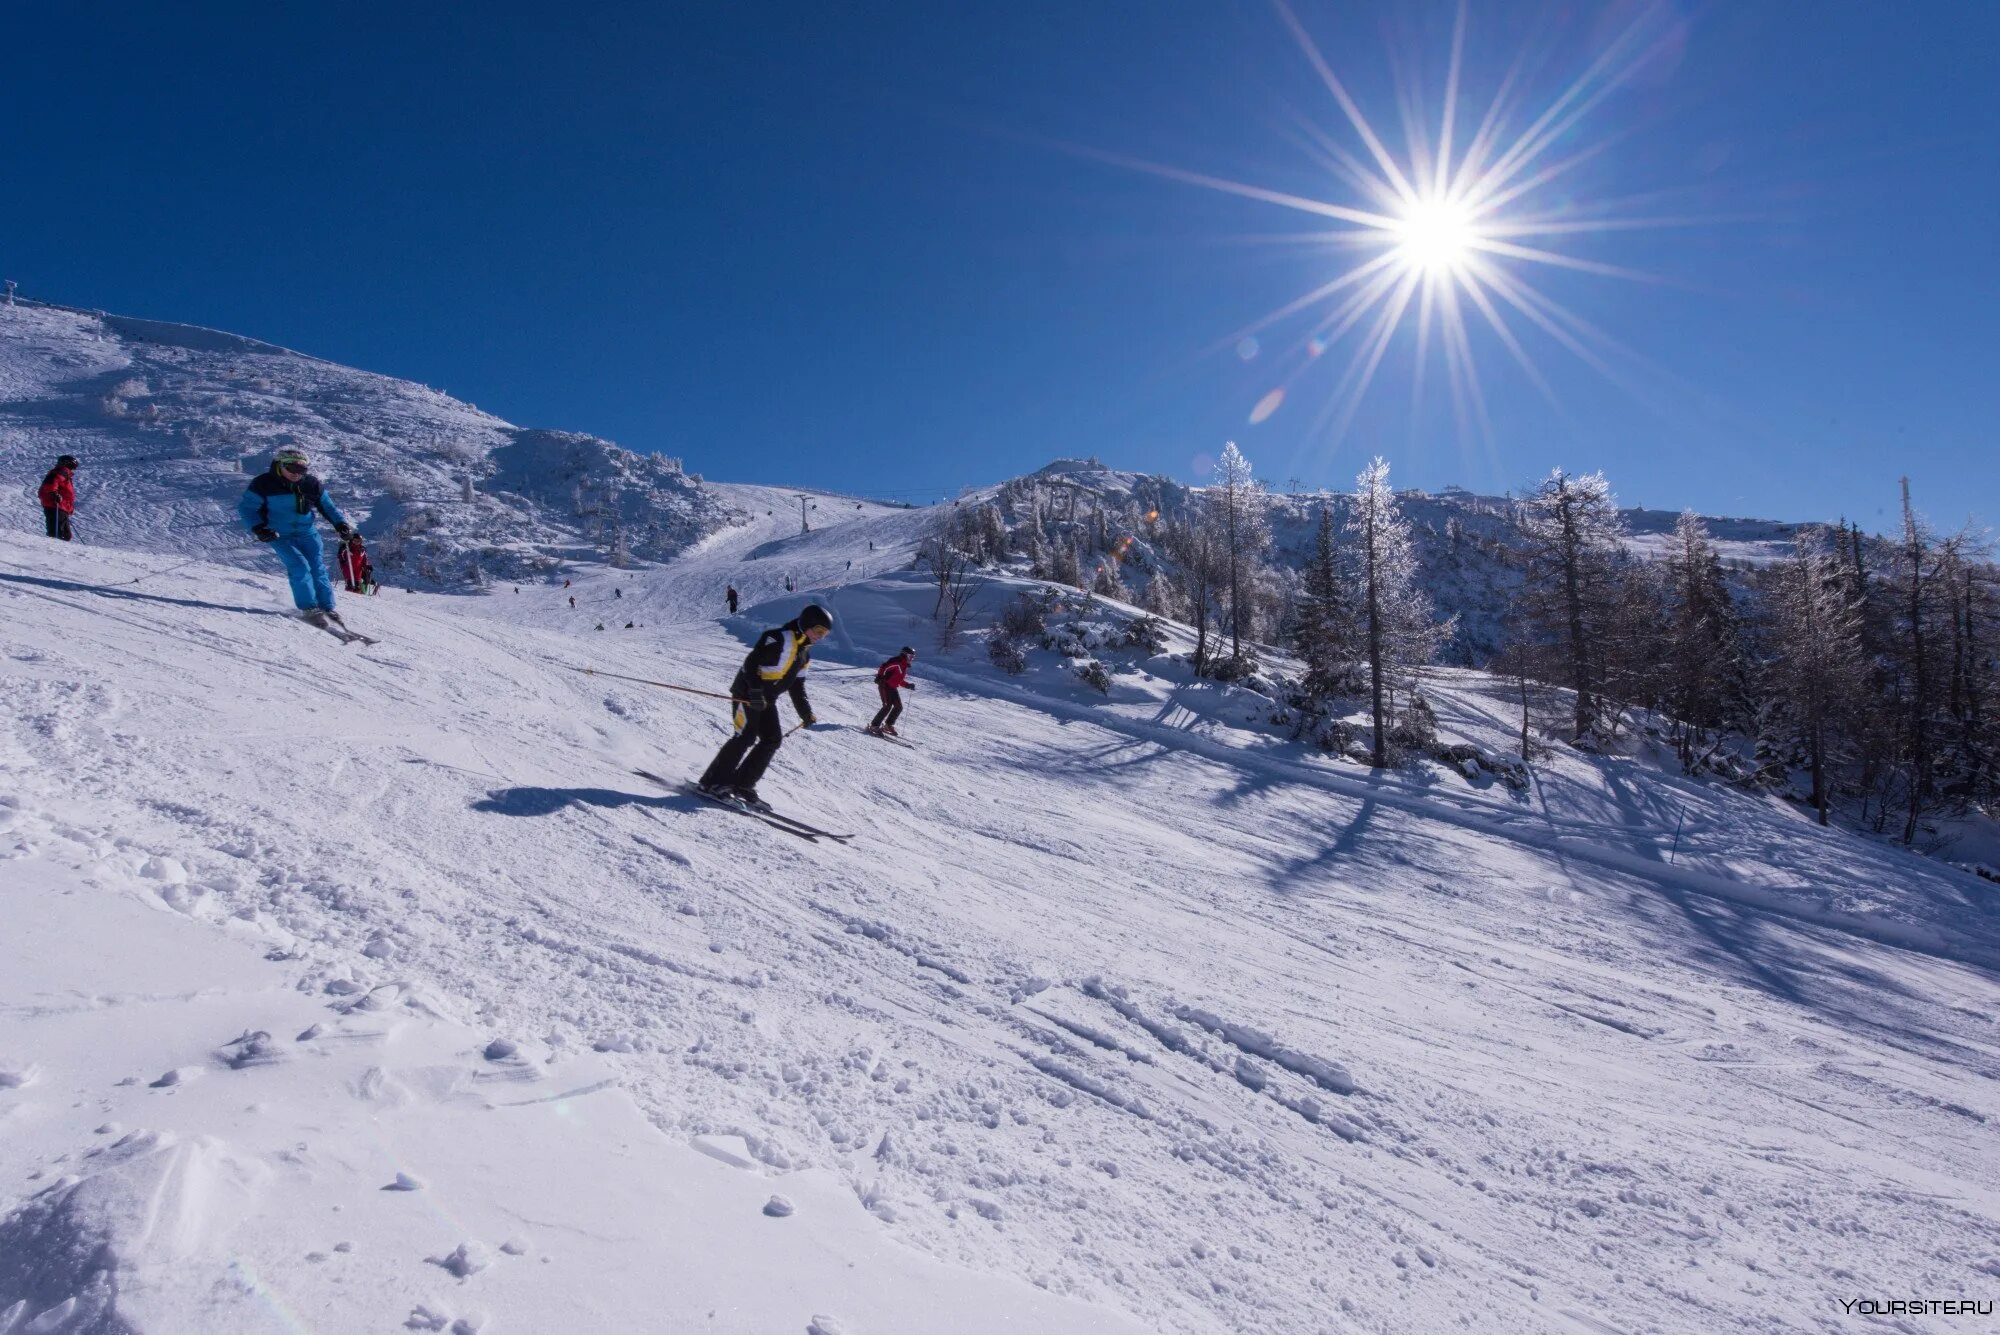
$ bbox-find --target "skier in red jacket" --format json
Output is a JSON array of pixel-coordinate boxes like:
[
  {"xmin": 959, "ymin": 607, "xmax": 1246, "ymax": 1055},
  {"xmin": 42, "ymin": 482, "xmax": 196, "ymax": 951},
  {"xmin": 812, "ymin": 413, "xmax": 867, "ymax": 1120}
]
[
  {"xmin": 867, "ymin": 647, "xmax": 916, "ymax": 736},
  {"xmin": 336, "ymin": 532, "xmax": 376, "ymax": 594},
  {"xmin": 37, "ymin": 455, "xmax": 78, "ymax": 541}
]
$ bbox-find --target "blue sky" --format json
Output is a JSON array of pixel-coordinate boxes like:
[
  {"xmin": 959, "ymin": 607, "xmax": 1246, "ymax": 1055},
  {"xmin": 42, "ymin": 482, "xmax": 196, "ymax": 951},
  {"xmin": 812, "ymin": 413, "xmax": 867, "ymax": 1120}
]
[{"xmin": 5, "ymin": 2, "xmax": 1996, "ymax": 531}]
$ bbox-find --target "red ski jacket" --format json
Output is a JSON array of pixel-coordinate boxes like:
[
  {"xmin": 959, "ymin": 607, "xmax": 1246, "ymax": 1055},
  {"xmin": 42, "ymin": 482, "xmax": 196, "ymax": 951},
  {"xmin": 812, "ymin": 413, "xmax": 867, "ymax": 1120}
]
[
  {"xmin": 875, "ymin": 656, "xmax": 912, "ymax": 691},
  {"xmin": 338, "ymin": 541, "xmax": 373, "ymax": 588},
  {"xmin": 38, "ymin": 467, "xmax": 75, "ymax": 514}
]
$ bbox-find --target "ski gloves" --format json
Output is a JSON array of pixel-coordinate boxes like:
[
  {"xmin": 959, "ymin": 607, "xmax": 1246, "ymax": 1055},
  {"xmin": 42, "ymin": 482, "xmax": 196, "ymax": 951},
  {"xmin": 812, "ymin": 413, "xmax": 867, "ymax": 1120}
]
[
  {"xmin": 257, "ymin": 523, "xmax": 351, "ymax": 543},
  {"xmin": 739, "ymin": 694, "xmax": 814, "ymax": 728}
]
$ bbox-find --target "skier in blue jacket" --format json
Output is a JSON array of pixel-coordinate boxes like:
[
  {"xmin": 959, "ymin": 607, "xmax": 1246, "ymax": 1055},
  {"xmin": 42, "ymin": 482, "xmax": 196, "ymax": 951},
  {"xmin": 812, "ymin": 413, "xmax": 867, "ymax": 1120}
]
[{"xmin": 238, "ymin": 447, "xmax": 355, "ymax": 627}]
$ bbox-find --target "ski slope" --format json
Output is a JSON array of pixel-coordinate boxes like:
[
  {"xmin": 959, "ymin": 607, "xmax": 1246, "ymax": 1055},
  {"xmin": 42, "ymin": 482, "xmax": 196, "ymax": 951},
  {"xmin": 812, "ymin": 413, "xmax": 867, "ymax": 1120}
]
[{"xmin": 4, "ymin": 496, "xmax": 2000, "ymax": 1333}]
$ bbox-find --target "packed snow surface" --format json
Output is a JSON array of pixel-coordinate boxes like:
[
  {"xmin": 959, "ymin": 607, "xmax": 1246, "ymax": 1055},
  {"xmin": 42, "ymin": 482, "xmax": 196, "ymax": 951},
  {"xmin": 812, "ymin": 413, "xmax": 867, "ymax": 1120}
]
[{"xmin": 5, "ymin": 477, "xmax": 1999, "ymax": 1334}]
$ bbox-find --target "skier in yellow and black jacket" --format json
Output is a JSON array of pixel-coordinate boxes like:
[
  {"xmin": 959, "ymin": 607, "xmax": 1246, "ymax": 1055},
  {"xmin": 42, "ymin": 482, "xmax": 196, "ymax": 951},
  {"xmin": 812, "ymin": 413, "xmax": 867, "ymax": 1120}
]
[{"xmin": 696, "ymin": 604, "xmax": 830, "ymax": 809}]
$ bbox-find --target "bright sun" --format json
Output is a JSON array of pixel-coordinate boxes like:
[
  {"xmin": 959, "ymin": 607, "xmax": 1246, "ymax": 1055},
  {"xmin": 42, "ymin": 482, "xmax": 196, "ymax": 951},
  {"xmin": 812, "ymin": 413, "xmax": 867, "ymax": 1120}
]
[
  {"xmin": 1394, "ymin": 196, "xmax": 1478, "ymax": 276},
  {"xmin": 1077, "ymin": 0, "xmax": 1696, "ymax": 444}
]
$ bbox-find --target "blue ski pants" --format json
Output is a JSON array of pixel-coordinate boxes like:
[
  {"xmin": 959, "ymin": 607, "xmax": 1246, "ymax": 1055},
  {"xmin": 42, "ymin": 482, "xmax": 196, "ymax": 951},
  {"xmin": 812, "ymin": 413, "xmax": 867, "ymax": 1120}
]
[{"xmin": 269, "ymin": 531, "xmax": 336, "ymax": 612}]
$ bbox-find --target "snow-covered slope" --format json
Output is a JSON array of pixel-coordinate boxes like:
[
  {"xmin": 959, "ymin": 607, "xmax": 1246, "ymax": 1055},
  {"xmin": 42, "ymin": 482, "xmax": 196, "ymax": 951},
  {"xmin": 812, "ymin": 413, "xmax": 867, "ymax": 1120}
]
[
  {"xmin": 1, "ymin": 296, "xmax": 1813, "ymax": 655},
  {"xmin": 0, "ymin": 300, "xmax": 731, "ymax": 587},
  {"xmin": 6, "ymin": 501, "xmax": 1999, "ymax": 1333}
]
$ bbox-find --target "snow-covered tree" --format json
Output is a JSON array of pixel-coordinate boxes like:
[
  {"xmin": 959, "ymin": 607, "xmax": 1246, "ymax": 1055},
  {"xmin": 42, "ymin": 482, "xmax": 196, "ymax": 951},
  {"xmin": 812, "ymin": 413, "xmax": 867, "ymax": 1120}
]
[
  {"xmin": 1661, "ymin": 511, "xmax": 1741, "ymax": 769},
  {"xmin": 1292, "ymin": 501, "xmax": 1357, "ymax": 702},
  {"xmin": 1518, "ymin": 469, "xmax": 1625, "ymax": 740},
  {"xmin": 1769, "ymin": 532, "xmax": 1867, "ymax": 825},
  {"xmin": 1348, "ymin": 457, "xmax": 1448, "ymax": 766},
  {"xmin": 1164, "ymin": 516, "xmax": 1225, "ymax": 674},
  {"xmin": 1937, "ymin": 536, "xmax": 2000, "ymax": 807},
  {"xmin": 1205, "ymin": 442, "xmax": 1271, "ymax": 669}
]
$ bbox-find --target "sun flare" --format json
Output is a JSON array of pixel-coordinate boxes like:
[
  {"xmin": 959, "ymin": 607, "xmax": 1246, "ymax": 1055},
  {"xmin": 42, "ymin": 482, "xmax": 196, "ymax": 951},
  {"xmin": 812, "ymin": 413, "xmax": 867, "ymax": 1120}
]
[
  {"xmin": 1078, "ymin": 0, "xmax": 1701, "ymax": 445},
  {"xmin": 1393, "ymin": 195, "xmax": 1479, "ymax": 277}
]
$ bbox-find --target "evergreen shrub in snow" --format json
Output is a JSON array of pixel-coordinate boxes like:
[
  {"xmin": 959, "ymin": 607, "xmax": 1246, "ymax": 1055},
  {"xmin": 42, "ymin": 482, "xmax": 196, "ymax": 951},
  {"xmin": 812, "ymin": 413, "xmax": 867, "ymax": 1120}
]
[
  {"xmin": 997, "ymin": 592, "xmax": 1048, "ymax": 641},
  {"xmin": 1120, "ymin": 614, "xmax": 1168, "ymax": 655},
  {"xmin": 988, "ymin": 634, "xmax": 1028, "ymax": 675}
]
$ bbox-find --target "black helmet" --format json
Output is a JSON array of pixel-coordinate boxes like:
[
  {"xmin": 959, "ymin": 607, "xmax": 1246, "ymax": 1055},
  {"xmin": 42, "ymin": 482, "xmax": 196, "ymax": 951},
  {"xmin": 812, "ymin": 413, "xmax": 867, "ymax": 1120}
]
[
  {"xmin": 56, "ymin": 454, "xmax": 79, "ymax": 469},
  {"xmin": 798, "ymin": 604, "xmax": 832, "ymax": 633},
  {"xmin": 900, "ymin": 645, "xmax": 915, "ymax": 658}
]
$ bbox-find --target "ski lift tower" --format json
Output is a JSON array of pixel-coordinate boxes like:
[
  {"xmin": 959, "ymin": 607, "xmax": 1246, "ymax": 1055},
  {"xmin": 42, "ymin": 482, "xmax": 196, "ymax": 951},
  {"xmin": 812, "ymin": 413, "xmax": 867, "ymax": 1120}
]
[{"xmin": 795, "ymin": 493, "xmax": 811, "ymax": 534}]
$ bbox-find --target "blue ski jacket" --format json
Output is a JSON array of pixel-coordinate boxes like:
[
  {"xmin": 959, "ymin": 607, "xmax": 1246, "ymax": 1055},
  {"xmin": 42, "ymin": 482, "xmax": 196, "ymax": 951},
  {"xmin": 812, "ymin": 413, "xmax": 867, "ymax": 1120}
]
[{"xmin": 239, "ymin": 468, "xmax": 350, "ymax": 538}]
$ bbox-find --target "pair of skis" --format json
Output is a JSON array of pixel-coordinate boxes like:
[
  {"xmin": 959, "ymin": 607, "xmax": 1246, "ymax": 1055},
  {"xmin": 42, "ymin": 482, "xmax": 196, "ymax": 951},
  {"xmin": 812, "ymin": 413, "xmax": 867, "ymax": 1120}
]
[
  {"xmin": 633, "ymin": 769, "xmax": 854, "ymax": 843},
  {"xmin": 301, "ymin": 611, "xmax": 378, "ymax": 646}
]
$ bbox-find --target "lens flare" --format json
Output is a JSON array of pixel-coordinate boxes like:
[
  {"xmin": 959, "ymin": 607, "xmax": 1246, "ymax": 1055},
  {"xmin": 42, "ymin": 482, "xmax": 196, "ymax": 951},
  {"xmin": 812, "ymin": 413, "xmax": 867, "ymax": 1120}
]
[{"xmin": 1249, "ymin": 387, "xmax": 1286, "ymax": 424}]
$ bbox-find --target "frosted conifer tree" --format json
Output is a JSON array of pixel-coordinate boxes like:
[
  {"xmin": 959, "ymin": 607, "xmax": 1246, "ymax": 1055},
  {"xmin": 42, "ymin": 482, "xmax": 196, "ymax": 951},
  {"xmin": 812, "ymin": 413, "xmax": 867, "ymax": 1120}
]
[
  {"xmin": 1662, "ymin": 510, "xmax": 1740, "ymax": 769},
  {"xmin": 1518, "ymin": 469, "xmax": 1624, "ymax": 740},
  {"xmin": 1770, "ymin": 531, "xmax": 1867, "ymax": 825},
  {"xmin": 1165, "ymin": 516, "xmax": 1225, "ymax": 674},
  {"xmin": 1293, "ymin": 501, "xmax": 1357, "ymax": 701},
  {"xmin": 1205, "ymin": 442, "xmax": 1271, "ymax": 668},
  {"xmin": 1348, "ymin": 457, "xmax": 1447, "ymax": 766}
]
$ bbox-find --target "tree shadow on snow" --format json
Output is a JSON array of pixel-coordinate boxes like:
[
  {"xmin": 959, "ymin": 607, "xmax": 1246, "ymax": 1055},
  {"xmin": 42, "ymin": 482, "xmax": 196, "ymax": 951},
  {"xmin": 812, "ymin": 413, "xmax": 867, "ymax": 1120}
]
[{"xmin": 472, "ymin": 786, "xmax": 686, "ymax": 818}]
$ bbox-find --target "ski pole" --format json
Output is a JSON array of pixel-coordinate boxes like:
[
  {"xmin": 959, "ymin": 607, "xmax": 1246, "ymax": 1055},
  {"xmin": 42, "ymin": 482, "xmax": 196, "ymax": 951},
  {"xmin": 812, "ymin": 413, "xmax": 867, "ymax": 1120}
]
[{"xmin": 562, "ymin": 663, "xmax": 751, "ymax": 705}]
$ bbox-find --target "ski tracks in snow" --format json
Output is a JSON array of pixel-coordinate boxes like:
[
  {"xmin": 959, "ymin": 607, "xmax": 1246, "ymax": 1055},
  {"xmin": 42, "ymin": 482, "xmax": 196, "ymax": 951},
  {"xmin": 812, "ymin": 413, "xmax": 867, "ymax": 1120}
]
[{"xmin": 10, "ymin": 534, "xmax": 2000, "ymax": 1333}]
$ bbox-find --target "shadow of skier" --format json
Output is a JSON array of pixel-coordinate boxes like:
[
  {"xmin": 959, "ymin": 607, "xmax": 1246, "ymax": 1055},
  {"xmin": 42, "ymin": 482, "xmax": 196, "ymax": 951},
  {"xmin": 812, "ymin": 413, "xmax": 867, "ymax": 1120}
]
[
  {"xmin": 0, "ymin": 568, "xmax": 275, "ymax": 617},
  {"xmin": 471, "ymin": 785, "xmax": 689, "ymax": 817}
]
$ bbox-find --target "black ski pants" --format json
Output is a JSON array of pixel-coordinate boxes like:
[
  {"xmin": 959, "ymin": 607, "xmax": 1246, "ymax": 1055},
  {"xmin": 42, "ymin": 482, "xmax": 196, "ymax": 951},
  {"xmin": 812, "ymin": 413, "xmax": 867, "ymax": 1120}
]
[
  {"xmin": 870, "ymin": 685, "xmax": 903, "ymax": 730},
  {"xmin": 700, "ymin": 702, "xmax": 784, "ymax": 791},
  {"xmin": 43, "ymin": 507, "xmax": 72, "ymax": 541}
]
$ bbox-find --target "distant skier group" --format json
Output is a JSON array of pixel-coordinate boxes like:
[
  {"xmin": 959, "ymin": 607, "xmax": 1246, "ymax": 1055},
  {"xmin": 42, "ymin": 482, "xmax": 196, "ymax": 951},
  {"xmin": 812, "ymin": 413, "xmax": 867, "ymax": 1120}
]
[{"xmin": 28, "ymin": 447, "xmax": 919, "ymax": 817}]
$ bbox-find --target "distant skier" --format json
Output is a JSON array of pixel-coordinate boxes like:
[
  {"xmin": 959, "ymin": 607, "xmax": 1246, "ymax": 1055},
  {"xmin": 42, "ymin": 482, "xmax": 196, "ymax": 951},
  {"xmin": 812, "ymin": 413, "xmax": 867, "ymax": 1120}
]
[
  {"xmin": 696, "ymin": 604, "xmax": 830, "ymax": 809},
  {"xmin": 37, "ymin": 454, "xmax": 78, "ymax": 540},
  {"xmin": 336, "ymin": 532, "xmax": 376, "ymax": 594},
  {"xmin": 569, "ymin": 595, "xmax": 576, "ymax": 609},
  {"xmin": 238, "ymin": 447, "xmax": 354, "ymax": 628},
  {"xmin": 614, "ymin": 586, "xmax": 623, "ymax": 600},
  {"xmin": 867, "ymin": 647, "xmax": 916, "ymax": 736},
  {"xmin": 726, "ymin": 584, "xmax": 739, "ymax": 614}
]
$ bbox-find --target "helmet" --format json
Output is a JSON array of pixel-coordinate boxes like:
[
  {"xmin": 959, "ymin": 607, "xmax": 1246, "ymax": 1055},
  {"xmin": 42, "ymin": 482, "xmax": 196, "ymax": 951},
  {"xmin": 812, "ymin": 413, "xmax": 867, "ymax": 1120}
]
[
  {"xmin": 55, "ymin": 454, "xmax": 79, "ymax": 469},
  {"xmin": 900, "ymin": 646, "xmax": 915, "ymax": 657},
  {"xmin": 798, "ymin": 604, "xmax": 832, "ymax": 633},
  {"xmin": 272, "ymin": 448, "xmax": 310, "ymax": 470}
]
